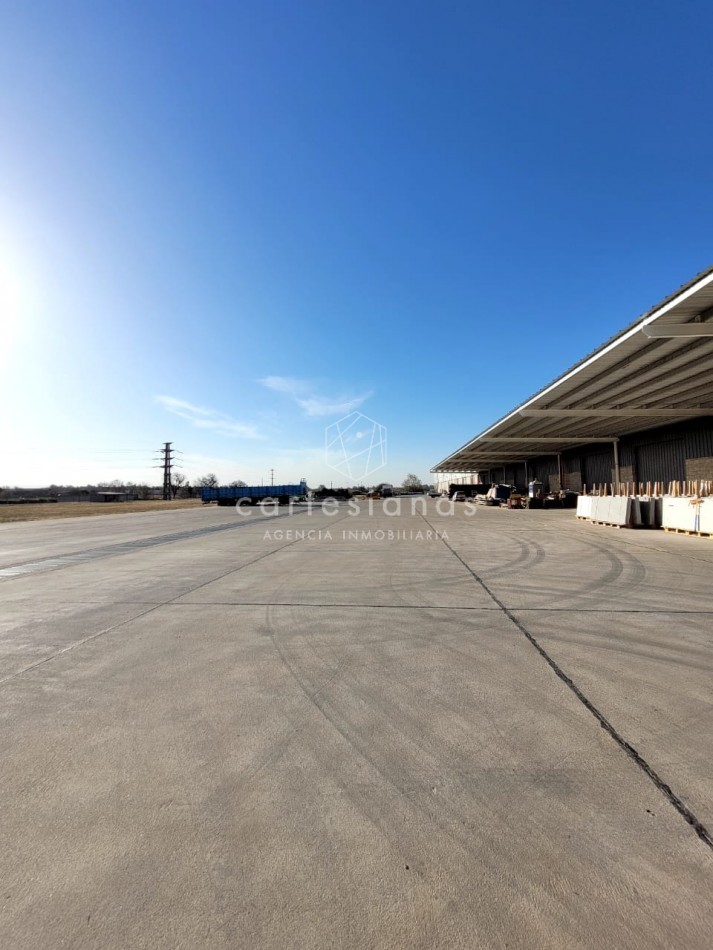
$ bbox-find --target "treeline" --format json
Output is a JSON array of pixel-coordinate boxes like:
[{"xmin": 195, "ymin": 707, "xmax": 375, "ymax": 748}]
[
  {"xmin": 0, "ymin": 481, "xmax": 195, "ymax": 501},
  {"xmin": 0, "ymin": 474, "xmax": 251, "ymax": 501}
]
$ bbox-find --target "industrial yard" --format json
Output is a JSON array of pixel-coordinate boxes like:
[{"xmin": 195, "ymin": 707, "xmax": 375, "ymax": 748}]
[
  {"xmin": 1, "ymin": 501, "xmax": 711, "ymax": 949},
  {"xmin": 4, "ymin": 0, "xmax": 713, "ymax": 946}
]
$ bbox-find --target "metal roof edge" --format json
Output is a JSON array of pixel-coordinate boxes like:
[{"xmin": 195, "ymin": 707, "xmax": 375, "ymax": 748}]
[{"xmin": 431, "ymin": 264, "xmax": 713, "ymax": 472}]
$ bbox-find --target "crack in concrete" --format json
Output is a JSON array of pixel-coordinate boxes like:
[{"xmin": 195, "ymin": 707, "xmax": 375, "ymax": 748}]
[{"xmin": 422, "ymin": 514, "xmax": 713, "ymax": 853}]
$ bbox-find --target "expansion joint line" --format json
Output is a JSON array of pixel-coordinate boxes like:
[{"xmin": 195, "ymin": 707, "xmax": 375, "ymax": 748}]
[
  {"xmin": 420, "ymin": 514, "xmax": 713, "ymax": 852},
  {"xmin": 0, "ymin": 510, "xmax": 355, "ymax": 688}
]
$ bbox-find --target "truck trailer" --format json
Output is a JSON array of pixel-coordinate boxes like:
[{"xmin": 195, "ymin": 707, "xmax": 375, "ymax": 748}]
[{"xmin": 201, "ymin": 480, "xmax": 308, "ymax": 506}]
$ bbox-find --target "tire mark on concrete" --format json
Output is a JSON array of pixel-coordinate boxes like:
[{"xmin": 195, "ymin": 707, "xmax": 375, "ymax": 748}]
[
  {"xmin": 0, "ymin": 531, "xmax": 310, "ymax": 687},
  {"xmin": 263, "ymin": 608, "xmax": 511, "ymax": 868},
  {"xmin": 421, "ymin": 514, "xmax": 713, "ymax": 852},
  {"xmin": 567, "ymin": 535, "xmax": 647, "ymax": 603},
  {"xmin": 479, "ymin": 536, "xmax": 546, "ymax": 579},
  {"xmin": 0, "ymin": 507, "xmax": 313, "ymax": 580},
  {"xmin": 261, "ymin": 605, "xmax": 599, "ymax": 895},
  {"xmin": 478, "ymin": 526, "xmax": 647, "ymax": 609},
  {"xmin": 294, "ymin": 616, "xmax": 524, "ymax": 775}
]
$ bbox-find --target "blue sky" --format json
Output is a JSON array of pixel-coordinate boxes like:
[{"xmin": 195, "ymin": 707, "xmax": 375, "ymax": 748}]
[{"xmin": 1, "ymin": 0, "xmax": 712, "ymax": 488}]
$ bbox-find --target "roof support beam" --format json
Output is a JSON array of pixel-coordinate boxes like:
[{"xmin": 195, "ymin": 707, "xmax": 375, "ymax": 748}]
[
  {"xmin": 542, "ymin": 338, "xmax": 713, "ymax": 409},
  {"xmin": 477, "ymin": 436, "xmax": 617, "ymax": 442},
  {"xmin": 518, "ymin": 408, "xmax": 713, "ymax": 418},
  {"xmin": 642, "ymin": 324, "xmax": 713, "ymax": 338}
]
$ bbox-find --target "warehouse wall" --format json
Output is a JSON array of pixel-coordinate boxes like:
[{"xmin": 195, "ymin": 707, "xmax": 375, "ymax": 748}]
[
  {"xmin": 565, "ymin": 419, "xmax": 713, "ymax": 489},
  {"xmin": 528, "ymin": 457, "xmax": 559, "ymax": 490},
  {"xmin": 434, "ymin": 472, "xmax": 478, "ymax": 493},
  {"xmin": 562, "ymin": 455, "xmax": 583, "ymax": 492},
  {"xmin": 580, "ymin": 449, "xmax": 613, "ymax": 488},
  {"xmin": 434, "ymin": 419, "xmax": 713, "ymax": 492},
  {"xmin": 482, "ymin": 419, "xmax": 713, "ymax": 492},
  {"xmin": 504, "ymin": 463, "xmax": 526, "ymax": 486},
  {"xmin": 686, "ymin": 456, "xmax": 713, "ymax": 480},
  {"xmin": 619, "ymin": 419, "xmax": 713, "ymax": 486}
]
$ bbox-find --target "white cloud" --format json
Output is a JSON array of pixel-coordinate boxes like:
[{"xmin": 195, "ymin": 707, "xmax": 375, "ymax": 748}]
[
  {"xmin": 258, "ymin": 376, "xmax": 372, "ymax": 417},
  {"xmin": 259, "ymin": 376, "xmax": 309, "ymax": 396},
  {"xmin": 295, "ymin": 394, "xmax": 372, "ymax": 417},
  {"xmin": 156, "ymin": 395, "xmax": 265, "ymax": 440}
]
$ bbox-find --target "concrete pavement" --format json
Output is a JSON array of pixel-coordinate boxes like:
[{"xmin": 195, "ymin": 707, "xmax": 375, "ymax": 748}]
[{"xmin": 1, "ymin": 501, "xmax": 712, "ymax": 948}]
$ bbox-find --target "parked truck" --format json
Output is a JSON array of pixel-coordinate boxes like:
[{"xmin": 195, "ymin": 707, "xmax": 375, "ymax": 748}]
[{"xmin": 201, "ymin": 480, "xmax": 308, "ymax": 506}]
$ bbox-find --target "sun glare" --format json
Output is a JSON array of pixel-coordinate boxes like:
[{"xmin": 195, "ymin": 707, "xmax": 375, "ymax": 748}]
[
  {"xmin": 0, "ymin": 252, "xmax": 41, "ymax": 349},
  {"xmin": 0, "ymin": 265, "xmax": 22, "ymax": 335}
]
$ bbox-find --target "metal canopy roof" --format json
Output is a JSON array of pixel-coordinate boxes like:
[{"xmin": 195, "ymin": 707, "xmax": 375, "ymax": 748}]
[{"xmin": 432, "ymin": 265, "xmax": 713, "ymax": 473}]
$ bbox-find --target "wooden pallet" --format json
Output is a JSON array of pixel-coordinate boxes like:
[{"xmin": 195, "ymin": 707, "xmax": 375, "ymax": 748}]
[
  {"xmin": 663, "ymin": 527, "xmax": 713, "ymax": 538},
  {"xmin": 579, "ymin": 517, "xmax": 660, "ymax": 530},
  {"xmin": 588, "ymin": 520, "xmax": 630, "ymax": 529}
]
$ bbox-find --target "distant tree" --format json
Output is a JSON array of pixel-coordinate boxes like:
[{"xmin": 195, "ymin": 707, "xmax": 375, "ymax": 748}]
[
  {"xmin": 98, "ymin": 479, "xmax": 126, "ymax": 489},
  {"xmin": 402, "ymin": 473, "xmax": 423, "ymax": 491},
  {"xmin": 196, "ymin": 473, "xmax": 219, "ymax": 488},
  {"xmin": 229, "ymin": 479, "xmax": 248, "ymax": 488},
  {"xmin": 172, "ymin": 472, "xmax": 187, "ymax": 498}
]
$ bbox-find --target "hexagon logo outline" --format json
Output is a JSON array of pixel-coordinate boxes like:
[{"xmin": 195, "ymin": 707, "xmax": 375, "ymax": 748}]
[{"xmin": 325, "ymin": 411, "xmax": 387, "ymax": 482}]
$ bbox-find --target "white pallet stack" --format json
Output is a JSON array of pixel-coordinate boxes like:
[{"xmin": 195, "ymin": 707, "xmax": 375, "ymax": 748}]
[
  {"xmin": 577, "ymin": 491, "xmax": 665, "ymax": 529},
  {"xmin": 662, "ymin": 496, "xmax": 713, "ymax": 535},
  {"xmin": 577, "ymin": 494, "xmax": 634, "ymax": 527}
]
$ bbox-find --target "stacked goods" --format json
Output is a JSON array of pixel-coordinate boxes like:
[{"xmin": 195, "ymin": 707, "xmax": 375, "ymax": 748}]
[
  {"xmin": 661, "ymin": 481, "xmax": 713, "ymax": 536},
  {"xmin": 576, "ymin": 494, "xmax": 635, "ymax": 527},
  {"xmin": 577, "ymin": 481, "xmax": 711, "ymax": 533},
  {"xmin": 575, "ymin": 495, "xmax": 595, "ymax": 520},
  {"xmin": 474, "ymin": 485, "xmax": 513, "ymax": 506},
  {"xmin": 576, "ymin": 483, "xmax": 667, "ymax": 529}
]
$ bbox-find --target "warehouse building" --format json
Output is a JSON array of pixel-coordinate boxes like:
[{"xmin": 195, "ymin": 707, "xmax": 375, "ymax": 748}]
[{"xmin": 432, "ymin": 266, "xmax": 713, "ymax": 492}]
